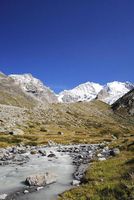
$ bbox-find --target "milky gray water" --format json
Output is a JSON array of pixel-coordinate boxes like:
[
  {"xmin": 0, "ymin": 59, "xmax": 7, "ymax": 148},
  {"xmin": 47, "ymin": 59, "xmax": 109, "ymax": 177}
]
[{"xmin": 0, "ymin": 147, "xmax": 75, "ymax": 200}]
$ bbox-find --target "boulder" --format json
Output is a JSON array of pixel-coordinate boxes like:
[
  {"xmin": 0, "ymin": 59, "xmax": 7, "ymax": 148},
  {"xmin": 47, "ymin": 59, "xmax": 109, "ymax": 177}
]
[
  {"xmin": 9, "ymin": 129, "xmax": 24, "ymax": 136},
  {"xmin": 25, "ymin": 172, "xmax": 56, "ymax": 186},
  {"xmin": 110, "ymin": 148, "xmax": 120, "ymax": 156},
  {"xmin": 57, "ymin": 131, "xmax": 64, "ymax": 135},
  {"xmin": 23, "ymin": 190, "xmax": 29, "ymax": 194},
  {"xmin": 30, "ymin": 150, "xmax": 38, "ymax": 155}
]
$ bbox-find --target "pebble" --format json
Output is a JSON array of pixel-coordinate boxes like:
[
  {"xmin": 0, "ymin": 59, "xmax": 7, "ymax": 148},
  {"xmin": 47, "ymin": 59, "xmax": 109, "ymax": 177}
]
[
  {"xmin": 36, "ymin": 187, "xmax": 44, "ymax": 191},
  {"xmin": 23, "ymin": 190, "xmax": 29, "ymax": 194},
  {"xmin": 72, "ymin": 180, "xmax": 80, "ymax": 186}
]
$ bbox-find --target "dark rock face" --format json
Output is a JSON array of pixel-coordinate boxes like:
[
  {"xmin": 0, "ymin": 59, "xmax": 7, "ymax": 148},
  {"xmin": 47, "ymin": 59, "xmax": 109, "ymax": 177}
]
[{"xmin": 112, "ymin": 89, "xmax": 134, "ymax": 116}]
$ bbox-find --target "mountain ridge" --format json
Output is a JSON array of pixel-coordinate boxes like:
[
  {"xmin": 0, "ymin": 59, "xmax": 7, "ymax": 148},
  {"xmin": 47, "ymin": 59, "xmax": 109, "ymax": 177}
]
[
  {"xmin": 0, "ymin": 72, "xmax": 133, "ymax": 106},
  {"xmin": 58, "ymin": 80, "xmax": 134, "ymax": 104}
]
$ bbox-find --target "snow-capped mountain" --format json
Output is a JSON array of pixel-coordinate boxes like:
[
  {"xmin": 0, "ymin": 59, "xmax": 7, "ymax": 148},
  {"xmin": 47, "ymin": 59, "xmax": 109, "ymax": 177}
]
[
  {"xmin": 58, "ymin": 82, "xmax": 103, "ymax": 103},
  {"xmin": 58, "ymin": 81, "xmax": 134, "ymax": 104},
  {"xmin": 3, "ymin": 72, "xmax": 133, "ymax": 105},
  {"xmin": 9, "ymin": 74, "xmax": 58, "ymax": 104},
  {"xmin": 97, "ymin": 81, "xmax": 134, "ymax": 105}
]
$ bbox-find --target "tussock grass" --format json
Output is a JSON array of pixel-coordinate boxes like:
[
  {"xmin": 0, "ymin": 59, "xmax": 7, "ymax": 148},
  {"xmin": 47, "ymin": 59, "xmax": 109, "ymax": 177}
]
[{"xmin": 59, "ymin": 150, "xmax": 134, "ymax": 200}]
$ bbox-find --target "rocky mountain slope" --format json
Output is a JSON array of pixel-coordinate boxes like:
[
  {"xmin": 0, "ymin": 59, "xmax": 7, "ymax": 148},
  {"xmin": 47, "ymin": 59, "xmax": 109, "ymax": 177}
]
[
  {"xmin": 97, "ymin": 81, "xmax": 134, "ymax": 104},
  {"xmin": 10, "ymin": 74, "xmax": 58, "ymax": 104},
  {"xmin": 58, "ymin": 81, "xmax": 134, "ymax": 104},
  {"xmin": 0, "ymin": 72, "xmax": 133, "ymax": 200},
  {"xmin": 0, "ymin": 72, "xmax": 133, "ymax": 106},
  {"xmin": 0, "ymin": 72, "xmax": 133, "ymax": 138},
  {"xmin": 112, "ymin": 88, "xmax": 134, "ymax": 116},
  {"xmin": 0, "ymin": 72, "xmax": 38, "ymax": 108}
]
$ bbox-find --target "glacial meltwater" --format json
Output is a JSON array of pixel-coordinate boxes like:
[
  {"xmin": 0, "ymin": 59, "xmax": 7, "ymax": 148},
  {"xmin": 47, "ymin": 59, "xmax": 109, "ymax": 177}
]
[
  {"xmin": 0, "ymin": 146, "xmax": 75, "ymax": 200},
  {"xmin": 0, "ymin": 144, "xmax": 104, "ymax": 200}
]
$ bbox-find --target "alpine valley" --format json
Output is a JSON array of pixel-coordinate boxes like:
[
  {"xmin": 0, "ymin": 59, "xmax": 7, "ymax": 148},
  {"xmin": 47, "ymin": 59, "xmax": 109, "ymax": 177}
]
[{"xmin": 0, "ymin": 72, "xmax": 134, "ymax": 200}]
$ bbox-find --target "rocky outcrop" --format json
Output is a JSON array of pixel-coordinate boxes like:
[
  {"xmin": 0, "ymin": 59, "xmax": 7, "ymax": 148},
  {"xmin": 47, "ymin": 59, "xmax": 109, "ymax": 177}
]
[
  {"xmin": 0, "ymin": 73, "xmax": 37, "ymax": 108},
  {"xmin": 10, "ymin": 74, "xmax": 58, "ymax": 104},
  {"xmin": 112, "ymin": 89, "xmax": 134, "ymax": 116}
]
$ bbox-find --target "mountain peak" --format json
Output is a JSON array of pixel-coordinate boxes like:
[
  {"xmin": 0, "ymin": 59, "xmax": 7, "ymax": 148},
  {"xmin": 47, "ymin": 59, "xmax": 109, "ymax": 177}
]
[
  {"xmin": 97, "ymin": 81, "xmax": 134, "ymax": 104},
  {"xmin": 58, "ymin": 82, "xmax": 103, "ymax": 103},
  {"xmin": 58, "ymin": 81, "xmax": 134, "ymax": 104},
  {"xmin": 9, "ymin": 74, "xmax": 58, "ymax": 104}
]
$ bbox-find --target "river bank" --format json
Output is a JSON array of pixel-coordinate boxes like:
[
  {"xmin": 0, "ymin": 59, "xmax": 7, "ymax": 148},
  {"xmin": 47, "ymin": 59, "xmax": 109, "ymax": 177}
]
[{"xmin": 0, "ymin": 142, "xmax": 112, "ymax": 200}]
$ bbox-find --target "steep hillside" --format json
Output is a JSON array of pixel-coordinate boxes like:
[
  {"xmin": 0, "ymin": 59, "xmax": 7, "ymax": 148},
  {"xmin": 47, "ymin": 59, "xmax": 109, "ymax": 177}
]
[
  {"xmin": 112, "ymin": 88, "xmax": 134, "ymax": 116},
  {"xmin": 10, "ymin": 74, "xmax": 58, "ymax": 104},
  {"xmin": 0, "ymin": 72, "xmax": 133, "ymax": 147},
  {"xmin": 17, "ymin": 100, "xmax": 133, "ymax": 146},
  {"xmin": 0, "ymin": 73, "xmax": 37, "ymax": 108},
  {"xmin": 0, "ymin": 99, "xmax": 133, "ymax": 147}
]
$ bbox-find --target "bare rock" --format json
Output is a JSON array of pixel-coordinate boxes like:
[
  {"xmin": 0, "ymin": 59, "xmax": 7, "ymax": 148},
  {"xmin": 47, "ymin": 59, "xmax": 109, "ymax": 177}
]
[
  {"xmin": 38, "ymin": 149, "xmax": 46, "ymax": 156},
  {"xmin": 0, "ymin": 194, "xmax": 7, "ymax": 200},
  {"xmin": 110, "ymin": 148, "xmax": 120, "ymax": 156},
  {"xmin": 9, "ymin": 129, "xmax": 24, "ymax": 136},
  {"xmin": 23, "ymin": 190, "xmax": 29, "ymax": 194},
  {"xmin": 25, "ymin": 172, "xmax": 56, "ymax": 186},
  {"xmin": 72, "ymin": 180, "xmax": 80, "ymax": 186},
  {"xmin": 57, "ymin": 131, "xmax": 64, "ymax": 135},
  {"xmin": 47, "ymin": 153, "xmax": 56, "ymax": 158}
]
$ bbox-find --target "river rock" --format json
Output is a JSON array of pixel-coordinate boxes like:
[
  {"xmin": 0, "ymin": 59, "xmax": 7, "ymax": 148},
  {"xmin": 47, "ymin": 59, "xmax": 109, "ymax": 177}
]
[
  {"xmin": 30, "ymin": 150, "xmax": 38, "ymax": 155},
  {"xmin": 72, "ymin": 180, "xmax": 80, "ymax": 186},
  {"xmin": 98, "ymin": 157, "xmax": 106, "ymax": 161},
  {"xmin": 0, "ymin": 194, "xmax": 7, "ymax": 200},
  {"xmin": 25, "ymin": 172, "xmax": 56, "ymax": 186},
  {"xmin": 36, "ymin": 186, "xmax": 44, "ymax": 191},
  {"xmin": 23, "ymin": 190, "xmax": 29, "ymax": 194},
  {"xmin": 38, "ymin": 149, "xmax": 46, "ymax": 156},
  {"xmin": 110, "ymin": 148, "xmax": 120, "ymax": 156},
  {"xmin": 47, "ymin": 153, "xmax": 56, "ymax": 158}
]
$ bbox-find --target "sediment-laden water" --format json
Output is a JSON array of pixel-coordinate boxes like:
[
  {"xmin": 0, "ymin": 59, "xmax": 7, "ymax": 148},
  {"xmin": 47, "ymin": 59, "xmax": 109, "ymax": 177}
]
[
  {"xmin": 0, "ymin": 143, "xmax": 110, "ymax": 200},
  {"xmin": 0, "ymin": 146, "xmax": 74, "ymax": 200}
]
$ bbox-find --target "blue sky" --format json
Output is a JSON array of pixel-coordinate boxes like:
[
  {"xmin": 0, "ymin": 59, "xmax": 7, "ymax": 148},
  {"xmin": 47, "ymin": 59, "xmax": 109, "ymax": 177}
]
[{"xmin": 0, "ymin": 0, "xmax": 134, "ymax": 92}]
